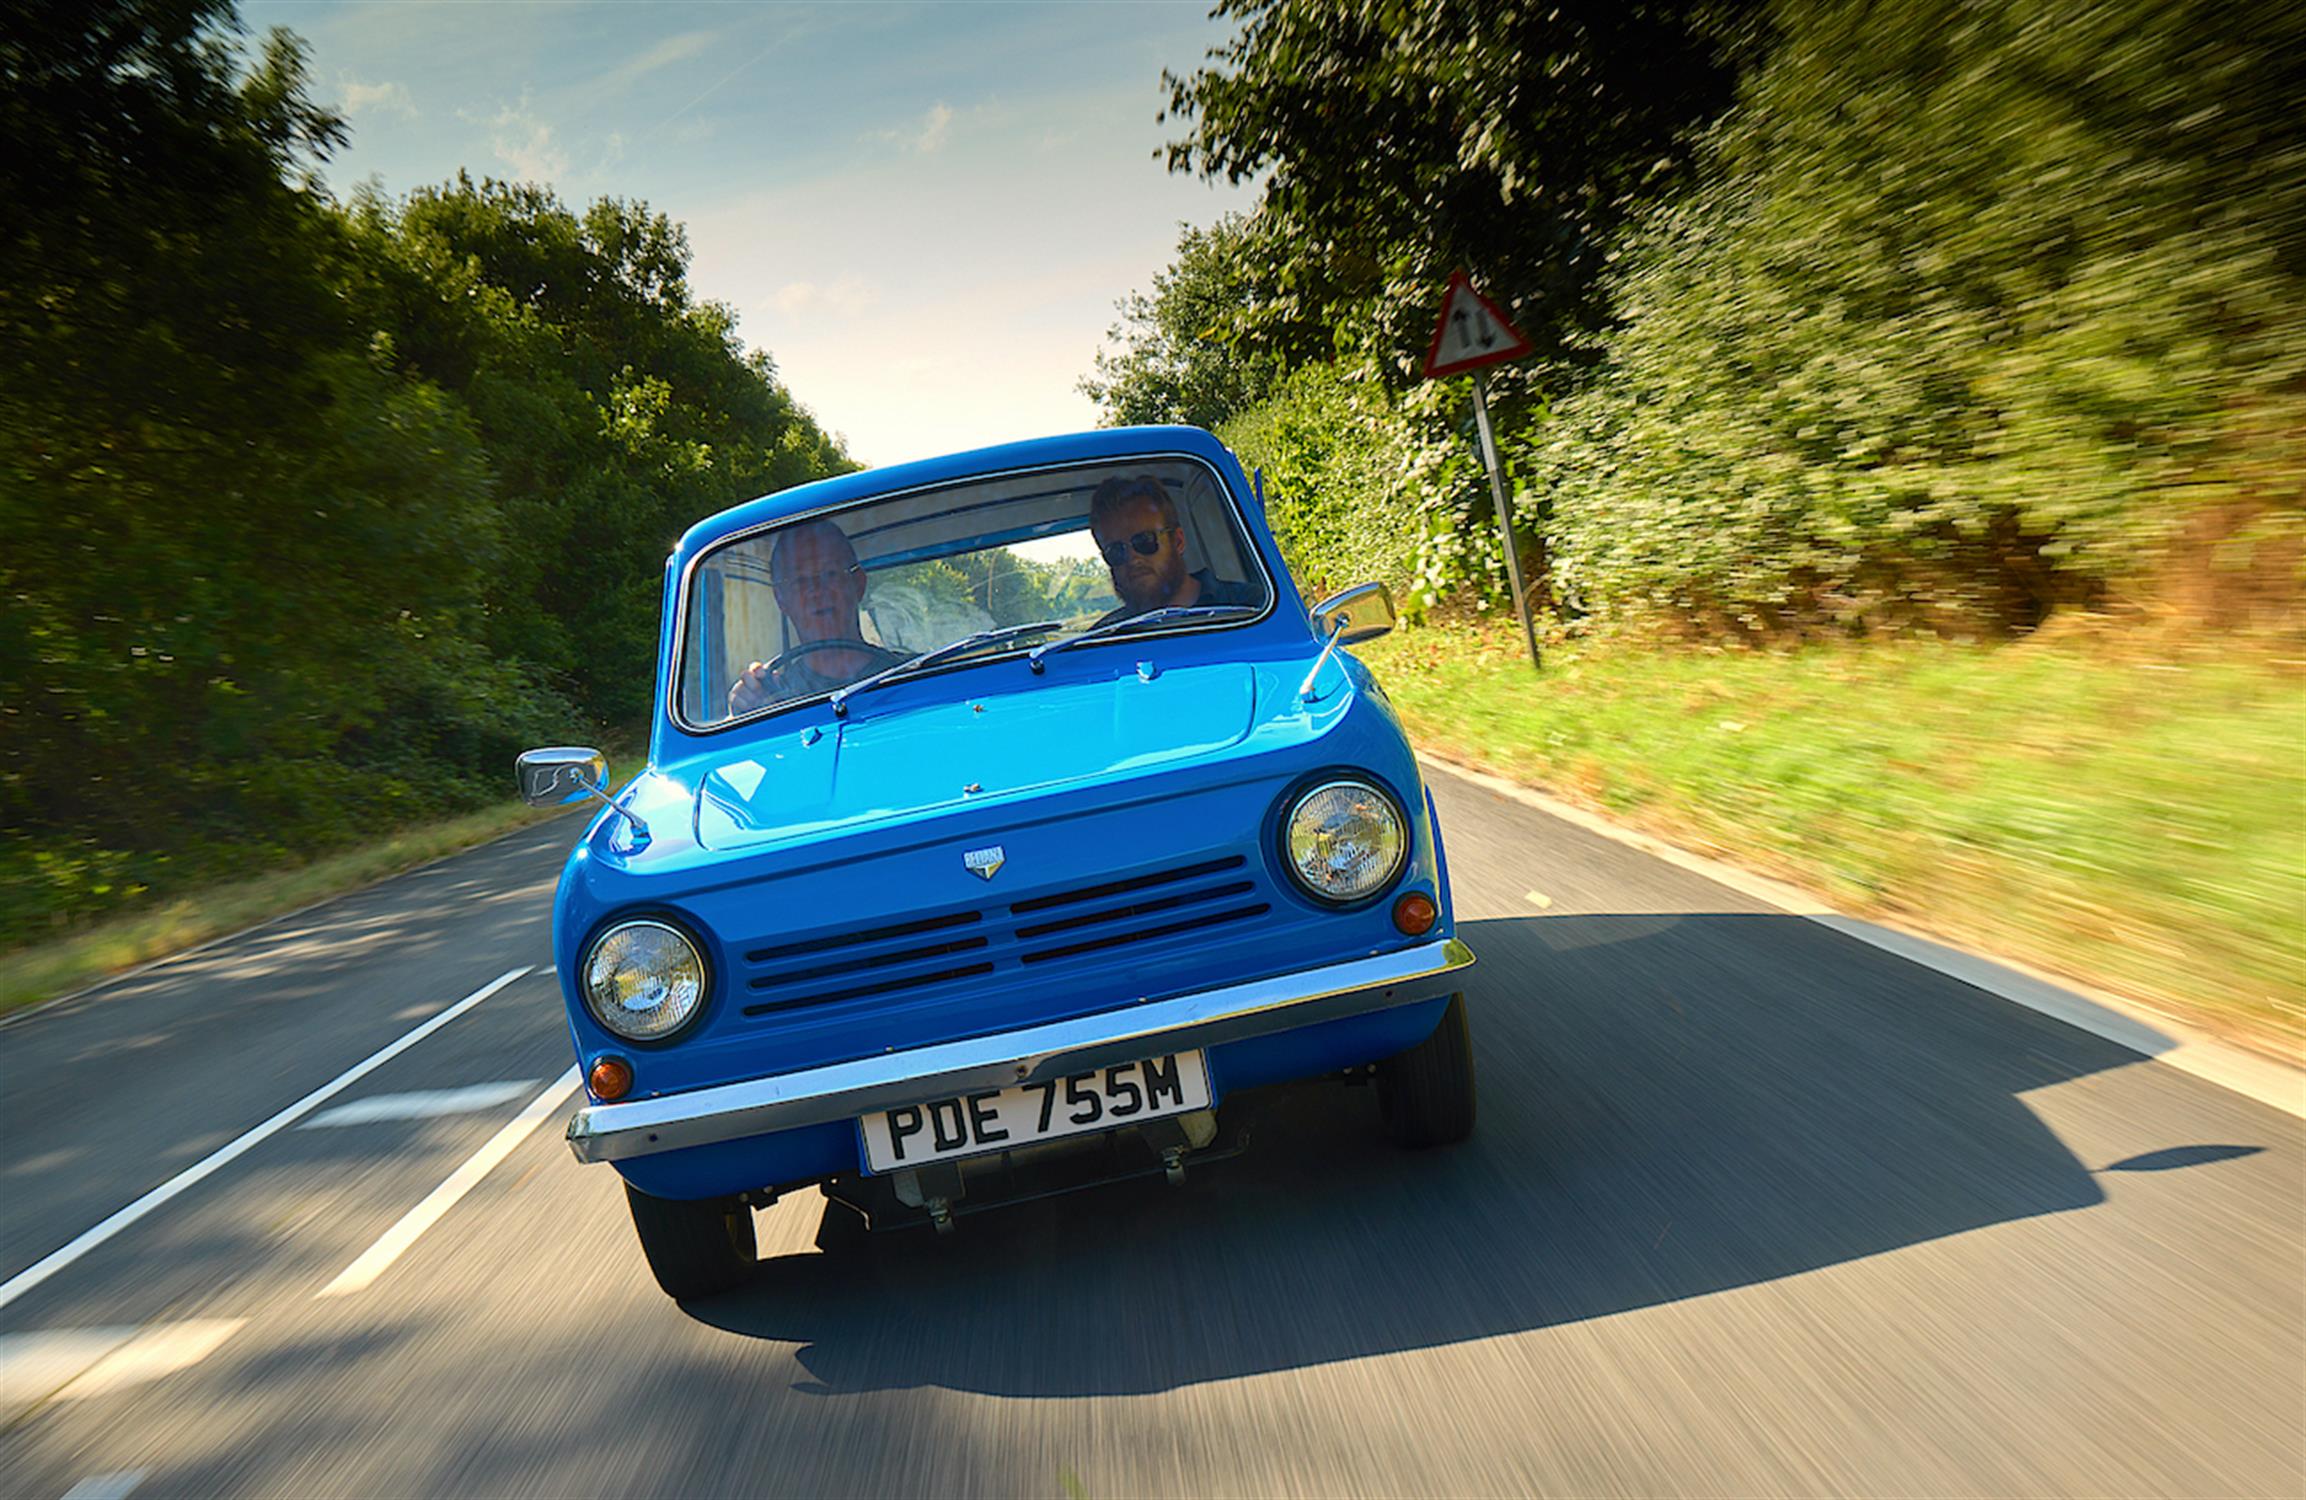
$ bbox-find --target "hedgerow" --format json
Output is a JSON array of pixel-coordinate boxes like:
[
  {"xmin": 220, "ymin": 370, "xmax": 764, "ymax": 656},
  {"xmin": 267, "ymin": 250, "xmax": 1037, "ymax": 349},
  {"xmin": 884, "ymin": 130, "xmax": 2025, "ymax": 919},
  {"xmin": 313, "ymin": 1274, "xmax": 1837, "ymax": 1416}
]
[
  {"xmin": 1526, "ymin": 0, "xmax": 2305, "ymax": 634},
  {"xmin": 1114, "ymin": 0, "xmax": 2305, "ymax": 636}
]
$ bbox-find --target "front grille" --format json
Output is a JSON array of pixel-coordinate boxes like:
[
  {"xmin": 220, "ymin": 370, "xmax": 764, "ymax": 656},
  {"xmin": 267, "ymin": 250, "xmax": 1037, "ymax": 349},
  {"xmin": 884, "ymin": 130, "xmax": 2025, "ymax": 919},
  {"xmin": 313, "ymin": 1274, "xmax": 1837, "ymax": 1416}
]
[
  {"xmin": 744, "ymin": 908, "xmax": 979, "ymax": 963},
  {"xmin": 1016, "ymin": 900, "xmax": 1269, "ymax": 965},
  {"xmin": 1013, "ymin": 876, "xmax": 1258, "ymax": 941},
  {"xmin": 1008, "ymin": 856, "xmax": 1246, "ymax": 915},
  {"xmin": 742, "ymin": 960, "xmax": 996, "ymax": 1015},
  {"xmin": 736, "ymin": 854, "xmax": 1273, "ymax": 1019}
]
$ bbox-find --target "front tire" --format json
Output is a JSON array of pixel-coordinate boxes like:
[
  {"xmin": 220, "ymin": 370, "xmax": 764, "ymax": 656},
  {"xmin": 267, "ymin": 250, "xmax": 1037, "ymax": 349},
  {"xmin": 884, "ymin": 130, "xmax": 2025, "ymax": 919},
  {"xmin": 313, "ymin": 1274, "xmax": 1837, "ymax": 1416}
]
[
  {"xmin": 625, "ymin": 1184, "xmax": 756, "ymax": 1299},
  {"xmin": 1377, "ymin": 992, "xmax": 1477, "ymax": 1147}
]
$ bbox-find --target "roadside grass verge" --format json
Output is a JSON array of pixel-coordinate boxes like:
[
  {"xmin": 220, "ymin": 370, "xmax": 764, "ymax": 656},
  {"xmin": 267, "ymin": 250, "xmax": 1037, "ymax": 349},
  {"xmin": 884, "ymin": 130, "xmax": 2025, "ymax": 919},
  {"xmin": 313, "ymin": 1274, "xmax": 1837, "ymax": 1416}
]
[
  {"xmin": 1361, "ymin": 624, "xmax": 2305, "ymax": 1057},
  {"xmin": 0, "ymin": 743, "xmax": 640, "ymax": 1020}
]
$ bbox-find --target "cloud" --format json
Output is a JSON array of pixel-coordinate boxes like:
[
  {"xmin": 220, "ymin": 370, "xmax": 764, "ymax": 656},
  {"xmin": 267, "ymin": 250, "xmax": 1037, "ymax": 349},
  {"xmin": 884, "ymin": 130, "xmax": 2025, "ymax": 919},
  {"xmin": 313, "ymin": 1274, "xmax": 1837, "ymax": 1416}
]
[
  {"xmin": 871, "ymin": 102, "xmax": 954, "ymax": 154},
  {"xmin": 915, "ymin": 102, "xmax": 954, "ymax": 153},
  {"xmin": 339, "ymin": 78, "xmax": 415, "ymax": 120},
  {"xmin": 767, "ymin": 275, "xmax": 880, "ymax": 317},
  {"xmin": 593, "ymin": 31, "xmax": 715, "ymax": 95},
  {"xmin": 465, "ymin": 94, "xmax": 569, "ymax": 182}
]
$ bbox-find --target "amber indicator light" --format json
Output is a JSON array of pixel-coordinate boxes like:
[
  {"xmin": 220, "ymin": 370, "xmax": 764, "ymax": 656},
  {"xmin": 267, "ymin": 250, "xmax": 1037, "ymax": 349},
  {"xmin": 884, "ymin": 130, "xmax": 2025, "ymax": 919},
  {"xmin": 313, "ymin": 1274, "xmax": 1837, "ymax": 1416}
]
[
  {"xmin": 588, "ymin": 1055, "xmax": 634, "ymax": 1101},
  {"xmin": 1391, "ymin": 890, "xmax": 1438, "ymax": 936}
]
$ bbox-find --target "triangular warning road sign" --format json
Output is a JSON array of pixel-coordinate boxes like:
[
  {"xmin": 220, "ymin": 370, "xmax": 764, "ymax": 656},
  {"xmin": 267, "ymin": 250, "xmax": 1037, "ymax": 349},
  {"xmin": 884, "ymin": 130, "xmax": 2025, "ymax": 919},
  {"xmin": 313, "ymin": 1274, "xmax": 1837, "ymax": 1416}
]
[{"xmin": 1422, "ymin": 271, "xmax": 1532, "ymax": 380}]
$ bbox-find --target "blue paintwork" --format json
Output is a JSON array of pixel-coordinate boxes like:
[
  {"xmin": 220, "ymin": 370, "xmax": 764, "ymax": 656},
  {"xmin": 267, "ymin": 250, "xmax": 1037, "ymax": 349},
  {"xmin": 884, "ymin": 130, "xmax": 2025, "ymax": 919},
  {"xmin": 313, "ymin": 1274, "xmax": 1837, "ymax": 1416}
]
[{"xmin": 550, "ymin": 426, "xmax": 1460, "ymax": 1202}]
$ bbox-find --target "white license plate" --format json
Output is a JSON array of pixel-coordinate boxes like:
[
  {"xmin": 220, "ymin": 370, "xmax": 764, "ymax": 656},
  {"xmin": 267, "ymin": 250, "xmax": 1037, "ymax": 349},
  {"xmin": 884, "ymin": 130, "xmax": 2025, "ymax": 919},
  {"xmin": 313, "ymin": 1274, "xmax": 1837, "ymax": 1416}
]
[{"xmin": 859, "ymin": 1051, "xmax": 1211, "ymax": 1173}]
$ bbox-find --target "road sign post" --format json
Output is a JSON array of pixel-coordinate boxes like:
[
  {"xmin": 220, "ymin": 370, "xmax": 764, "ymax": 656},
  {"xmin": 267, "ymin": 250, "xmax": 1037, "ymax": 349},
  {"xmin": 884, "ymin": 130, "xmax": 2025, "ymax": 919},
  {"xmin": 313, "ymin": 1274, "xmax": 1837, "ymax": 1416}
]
[
  {"xmin": 1422, "ymin": 271, "xmax": 1540, "ymax": 671},
  {"xmin": 1468, "ymin": 368, "xmax": 1540, "ymax": 672}
]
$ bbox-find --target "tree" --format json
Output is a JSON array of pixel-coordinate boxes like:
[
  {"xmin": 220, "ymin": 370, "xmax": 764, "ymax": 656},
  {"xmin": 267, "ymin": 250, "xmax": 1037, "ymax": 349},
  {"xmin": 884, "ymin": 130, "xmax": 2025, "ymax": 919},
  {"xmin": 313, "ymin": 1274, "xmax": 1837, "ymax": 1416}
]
[
  {"xmin": 1527, "ymin": 0, "xmax": 2306, "ymax": 633},
  {"xmin": 0, "ymin": 0, "xmax": 504, "ymax": 934},
  {"xmin": 353, "ymin": 175, "xmax": 855, "ymax": 722},
  {"xmin": 1217, "ymin": 364, "xmax": 1430, "ymax": 605},
  {"xmin": 1147, "ymin": 0, "xmax": 1763, "ymax": 611},
  {"xmin": 0, "ymin": 2, "xmax": 858, "ymax": 944},
  {"xmin": 1161, "ymin": 0, "xmax": 1760, "ymax": 384},
  {"xmin": 1079, "ymin": 215, "xmax": 1293, "ymax": 429}
]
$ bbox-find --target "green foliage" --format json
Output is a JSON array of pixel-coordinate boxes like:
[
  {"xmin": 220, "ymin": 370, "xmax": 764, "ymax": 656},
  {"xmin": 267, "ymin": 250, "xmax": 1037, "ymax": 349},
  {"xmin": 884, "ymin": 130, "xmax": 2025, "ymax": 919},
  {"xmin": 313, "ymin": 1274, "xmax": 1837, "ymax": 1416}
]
[
  {"xmin": 1217, "ymin": 366, "xmax": 1435, "ymax": 607},
  {"xmin": 955, "ymin": 548, "xmax": 1055, "ymax": 624},
  {"xmin": 0, "ymin": 2, "xmax": 853, "ymax": 947},
  {"xmin": 1021, "ymin": 556, "xmax": 1113, "ymax": 621},
  {"xmin": 352, "ymin": 176, "xmax": 854, "ymax": 719},
  {"xmin": 1163, "ymin": 0, "xmax": 1756, "ymax": 384},
  {"xmin": 1079, "ymin": 215, "xmax": 1292, "ymax": 430},
  {"xmin": 1528, "ymin": 0, "xmax": 2306, "ymax": 633},
  {"xmin": 1140, "ymin": 0, "xmax": 1760, "ymax": 604},
  {"xmin": 1129, "ymin": 0, "xmax": 2304, "ymax": 634}
]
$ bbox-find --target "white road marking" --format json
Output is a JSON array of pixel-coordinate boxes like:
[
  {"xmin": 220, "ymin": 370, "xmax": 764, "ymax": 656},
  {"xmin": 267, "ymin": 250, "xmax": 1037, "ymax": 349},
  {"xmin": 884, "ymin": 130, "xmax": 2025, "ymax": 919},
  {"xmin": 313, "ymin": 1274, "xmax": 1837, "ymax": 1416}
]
[
  {"xmin": 0, "ymin": 967, "xmax": 533, "ymax": 1313},
  {"xmin": 61, "ymin": 1472, "xmax": 149, "ymax": 1500},
  {"xmin": 1, "ymin": 1318, "xmax": 248, "ymax": 1420},
  {"xmin": 1524, "ymin": 889, "xmax": 1553, "ymax": 909},
  {"xmin": 54, "ymin": 1319, "xmax": 246, "ymax": 1401},
  {"xmin": 317, "ymin": 1068, "xmax": 581, "ymax": 1298},
  {"xmin": 1806, "ymin": 917, "xmax": 2305, "ymax": 1117},
  {"xmin": 300, "ymin": 1080, "xmax": 540, "ymax": 1129},
  {"xmin": 1420, "ymin": 753, "xmax": 2305, "ymax": 1120},
  {"xmin": 0, "ymin": 1327, "xmax": 138, "ymax": 1412}
]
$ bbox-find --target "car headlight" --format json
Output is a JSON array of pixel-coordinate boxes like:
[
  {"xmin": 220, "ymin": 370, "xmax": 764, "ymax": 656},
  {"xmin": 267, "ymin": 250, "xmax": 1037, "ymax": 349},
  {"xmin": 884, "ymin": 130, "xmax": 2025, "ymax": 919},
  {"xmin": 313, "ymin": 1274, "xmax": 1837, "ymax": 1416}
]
[
  {"xmin": 582, "ymin": 919, "xmax": 707, "ymax": 1041},
  {"xmin": 1283, "ymin": 778, "xmax": 1407, "ymax": 903}
]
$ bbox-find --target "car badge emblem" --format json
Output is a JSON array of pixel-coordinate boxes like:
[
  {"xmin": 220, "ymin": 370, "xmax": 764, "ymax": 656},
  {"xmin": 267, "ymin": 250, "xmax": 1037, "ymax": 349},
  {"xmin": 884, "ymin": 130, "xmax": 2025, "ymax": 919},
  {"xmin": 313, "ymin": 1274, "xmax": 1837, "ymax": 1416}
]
[{"xmin": 963, "ymin": 845, "xmax": 1006, "ymax": 881}]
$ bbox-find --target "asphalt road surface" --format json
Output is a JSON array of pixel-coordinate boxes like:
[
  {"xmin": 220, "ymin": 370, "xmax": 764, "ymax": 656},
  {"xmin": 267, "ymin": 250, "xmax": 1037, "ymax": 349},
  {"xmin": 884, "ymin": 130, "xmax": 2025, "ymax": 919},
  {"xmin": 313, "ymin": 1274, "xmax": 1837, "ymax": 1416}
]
[{"xmin": 3, "ymin": 767, "xmax": 2300, "ymax": 1498}]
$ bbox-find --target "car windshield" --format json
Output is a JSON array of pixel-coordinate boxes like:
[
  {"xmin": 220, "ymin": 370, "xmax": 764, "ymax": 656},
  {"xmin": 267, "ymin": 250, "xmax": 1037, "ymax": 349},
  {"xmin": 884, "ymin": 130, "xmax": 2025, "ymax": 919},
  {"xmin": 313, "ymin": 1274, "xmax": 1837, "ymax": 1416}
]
[{"xmin": 678, "ymin": 456, "xmax": 1272, "ymax": 728}]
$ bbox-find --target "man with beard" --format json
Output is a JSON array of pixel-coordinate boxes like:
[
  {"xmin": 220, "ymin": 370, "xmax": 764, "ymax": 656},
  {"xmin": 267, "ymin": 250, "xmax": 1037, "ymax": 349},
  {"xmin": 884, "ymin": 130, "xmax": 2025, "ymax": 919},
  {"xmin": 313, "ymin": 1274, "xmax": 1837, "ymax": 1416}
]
[
  {"xmin": 727, "ymin": 519, "xmax": 907, "ymax": 716},
  {"xmin": 1087, "ymin": 474, "xmax": 1257, "ymax": 626}
]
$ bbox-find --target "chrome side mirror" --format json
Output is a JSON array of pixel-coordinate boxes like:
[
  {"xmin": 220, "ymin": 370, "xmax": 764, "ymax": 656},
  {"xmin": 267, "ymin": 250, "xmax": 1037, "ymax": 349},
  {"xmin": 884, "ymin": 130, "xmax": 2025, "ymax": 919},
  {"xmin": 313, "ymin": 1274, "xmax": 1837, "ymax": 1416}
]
[
  {"xmin": 517, "ymin": 746, "xmax": 651, "ymax": 848},
  {"xmin": 1310, "ymin": 582, "xmax": 1396, "ymax": 646},
  {"xmin": 1300, "ymin": 582, "xmax": 1399, "ymax": 703},
  {"xmin": 517, "ymin": 746, "xmax": 607, "ymax": 807}
]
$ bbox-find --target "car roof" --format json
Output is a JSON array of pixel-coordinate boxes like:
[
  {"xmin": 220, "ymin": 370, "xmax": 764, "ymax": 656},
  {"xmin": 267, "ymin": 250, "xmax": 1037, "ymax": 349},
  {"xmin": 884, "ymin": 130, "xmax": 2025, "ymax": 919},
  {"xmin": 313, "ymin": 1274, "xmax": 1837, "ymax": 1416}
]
[{"xmin": 674, "ymin": 425, "xmax": 1243, "ymax": 559}]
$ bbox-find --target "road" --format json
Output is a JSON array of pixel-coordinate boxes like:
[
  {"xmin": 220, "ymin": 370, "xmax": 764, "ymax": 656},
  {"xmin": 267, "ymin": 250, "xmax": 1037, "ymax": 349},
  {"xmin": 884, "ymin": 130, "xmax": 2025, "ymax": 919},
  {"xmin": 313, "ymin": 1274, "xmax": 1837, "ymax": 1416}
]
[{"xmin": 2, "ymin": 767, "xmax": 2300, "ymax": 1497}]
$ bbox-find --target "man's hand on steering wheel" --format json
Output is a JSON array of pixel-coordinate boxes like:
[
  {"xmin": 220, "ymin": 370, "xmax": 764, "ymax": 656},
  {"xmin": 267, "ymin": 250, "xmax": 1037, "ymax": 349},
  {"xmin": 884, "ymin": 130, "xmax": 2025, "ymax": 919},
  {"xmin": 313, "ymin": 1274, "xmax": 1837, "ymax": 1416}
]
[
  {"xmin": 727, "ymin": 638, "xmax": 884, "ymax": 717},
  {"xmin": 728, "ymin": 660, "xmax": 778, "ymax": 716},
  {"xmin": 767, "ymin": 638, "xmax": 881, "ymax": 673}
]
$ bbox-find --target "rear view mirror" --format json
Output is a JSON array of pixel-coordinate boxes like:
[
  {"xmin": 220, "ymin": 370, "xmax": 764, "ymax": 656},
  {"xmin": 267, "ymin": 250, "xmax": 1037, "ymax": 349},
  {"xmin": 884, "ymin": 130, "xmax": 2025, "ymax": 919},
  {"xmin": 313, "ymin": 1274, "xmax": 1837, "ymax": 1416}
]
[
  {"xmin": 1310, "ymin": 582, "xmax": 1397, "ymax": 646},
  {"xmin": 517, "ymin": 746, "xmax": 607, "ymax": 807}
]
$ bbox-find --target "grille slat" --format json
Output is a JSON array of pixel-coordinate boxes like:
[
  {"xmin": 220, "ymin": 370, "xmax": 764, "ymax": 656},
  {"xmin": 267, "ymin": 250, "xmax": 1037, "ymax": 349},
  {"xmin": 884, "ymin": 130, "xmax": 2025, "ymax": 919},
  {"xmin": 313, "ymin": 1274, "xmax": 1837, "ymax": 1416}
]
[
  {"xmin": 735, "ymin": 854, "xmax": 1274, "ymax": 1020},
  {"xmin": 1013, "ymin": 880, "xmax": 1257, "ymax": 941},
  {"xmin": 1018, "ymin": 903, "xmax": 1270, "ymax": 965},
  {"xmin": 750, "ymin": 934, "xmax": 990, "ymax": 988},
  {"xmin": 1007, "ymin": 856, "xmax": 1245, "ymax": 915},
  {"xmin": 744, "ymin": 908, "xmax": 979, "ymax": 964},
  {"xmin": 742, "ymin": 961, "xmax": 997, "ymax": 1015}
]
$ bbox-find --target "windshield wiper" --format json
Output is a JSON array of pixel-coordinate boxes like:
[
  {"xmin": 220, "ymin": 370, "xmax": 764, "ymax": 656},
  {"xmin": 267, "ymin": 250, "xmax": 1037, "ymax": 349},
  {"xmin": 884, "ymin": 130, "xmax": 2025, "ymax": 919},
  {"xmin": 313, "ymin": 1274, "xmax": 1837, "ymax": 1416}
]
[
  {"xmin": 1025, "ymin": 604, "xmax": 1261, "ymax": 674},
  {"xmin": 827, "ymin": 619, "xmax": 1065, "ymax": 717}
]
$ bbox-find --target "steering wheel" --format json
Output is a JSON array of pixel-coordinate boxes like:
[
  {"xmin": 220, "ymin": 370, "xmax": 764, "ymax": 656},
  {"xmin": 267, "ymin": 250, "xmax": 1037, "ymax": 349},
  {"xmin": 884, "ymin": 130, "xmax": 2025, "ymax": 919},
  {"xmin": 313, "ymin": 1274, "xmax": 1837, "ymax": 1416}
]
[
  {"xmin": 765, "ymin": 638, "xmax": 884, "ymax": 678},
  {"xmin": 730, "ymin": 638, "xmax": 889, "ymax": 716}
]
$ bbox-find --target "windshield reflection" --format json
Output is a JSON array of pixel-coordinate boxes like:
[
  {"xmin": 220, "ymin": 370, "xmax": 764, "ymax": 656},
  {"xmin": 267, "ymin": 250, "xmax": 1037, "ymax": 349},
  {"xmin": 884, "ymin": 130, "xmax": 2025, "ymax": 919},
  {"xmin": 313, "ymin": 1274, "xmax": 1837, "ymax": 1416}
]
[{"xmin": 679, "ymin": 459, "xmax": 1273, "ymax": 728}]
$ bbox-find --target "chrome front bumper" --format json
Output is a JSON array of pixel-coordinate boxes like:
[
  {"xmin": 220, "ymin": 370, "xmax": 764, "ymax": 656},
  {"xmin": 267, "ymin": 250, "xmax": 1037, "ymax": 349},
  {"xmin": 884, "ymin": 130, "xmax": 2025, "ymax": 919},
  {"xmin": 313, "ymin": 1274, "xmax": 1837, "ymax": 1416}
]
[{"xmin": 565, "ymin": 936, "xmax": 1475, "ymax": 1164}]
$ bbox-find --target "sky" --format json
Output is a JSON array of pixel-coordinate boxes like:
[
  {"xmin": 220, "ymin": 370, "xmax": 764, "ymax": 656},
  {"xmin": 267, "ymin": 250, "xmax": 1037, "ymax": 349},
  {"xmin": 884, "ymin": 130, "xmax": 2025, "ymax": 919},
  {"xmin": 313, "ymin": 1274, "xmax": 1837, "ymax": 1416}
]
[{"xmin": 245, "ymin": 1, "xmax": 1256, "ymax": 466}]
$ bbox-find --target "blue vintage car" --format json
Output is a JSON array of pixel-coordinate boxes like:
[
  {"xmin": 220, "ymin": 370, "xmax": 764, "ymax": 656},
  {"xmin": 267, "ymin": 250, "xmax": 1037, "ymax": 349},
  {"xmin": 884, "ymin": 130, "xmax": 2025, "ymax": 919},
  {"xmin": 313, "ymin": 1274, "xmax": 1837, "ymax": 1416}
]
[{"xmin": 518, "ymin": 425, "xmax": 1475, "ymax": 1299}]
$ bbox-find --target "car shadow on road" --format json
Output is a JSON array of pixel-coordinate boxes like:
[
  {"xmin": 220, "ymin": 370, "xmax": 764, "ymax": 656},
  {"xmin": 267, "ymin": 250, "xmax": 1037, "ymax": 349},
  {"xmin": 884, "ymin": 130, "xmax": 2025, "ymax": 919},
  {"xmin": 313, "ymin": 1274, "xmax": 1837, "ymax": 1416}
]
[{"xmin": 690, "ymin": 912, "xmax": 2238, "ymax": 1396}]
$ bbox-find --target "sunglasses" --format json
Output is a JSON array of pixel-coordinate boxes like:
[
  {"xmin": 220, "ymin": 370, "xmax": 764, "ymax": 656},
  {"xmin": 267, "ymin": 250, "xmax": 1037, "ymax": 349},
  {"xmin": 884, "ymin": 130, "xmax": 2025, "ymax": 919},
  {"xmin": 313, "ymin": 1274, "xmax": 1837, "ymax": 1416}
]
[{"xmin": 1099, "ymin": 527, "xmax": 1175, "ymax": 568}]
